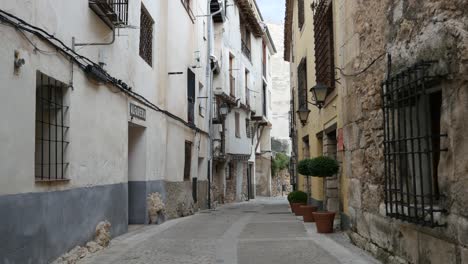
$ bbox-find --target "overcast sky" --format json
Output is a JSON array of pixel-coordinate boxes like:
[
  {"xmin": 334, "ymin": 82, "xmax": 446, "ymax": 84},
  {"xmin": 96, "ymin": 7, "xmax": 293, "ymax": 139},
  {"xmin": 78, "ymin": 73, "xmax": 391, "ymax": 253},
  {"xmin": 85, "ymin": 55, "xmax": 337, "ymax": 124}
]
[{"xmin": 256, "ymin": 0, "xmax": 285, "ymax": 24}]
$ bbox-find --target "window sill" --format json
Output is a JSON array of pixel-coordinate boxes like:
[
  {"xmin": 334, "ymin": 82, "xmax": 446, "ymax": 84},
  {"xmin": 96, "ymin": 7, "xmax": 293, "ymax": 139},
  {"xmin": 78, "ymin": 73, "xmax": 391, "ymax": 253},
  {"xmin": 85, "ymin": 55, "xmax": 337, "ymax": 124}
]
[{"xmin": 35, "ymin": 178, "xmax": 70, "ymax": 184}]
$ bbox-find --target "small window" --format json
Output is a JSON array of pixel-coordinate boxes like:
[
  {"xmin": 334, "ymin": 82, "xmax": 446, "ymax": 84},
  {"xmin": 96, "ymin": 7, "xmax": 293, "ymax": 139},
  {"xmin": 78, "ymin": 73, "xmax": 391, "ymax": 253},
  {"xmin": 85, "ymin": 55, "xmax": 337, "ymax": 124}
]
[
  {"xmin": 139, "ymin": 4, "xmax": 154, "ymax": 66},
  {"xmin": 297, "ymin": 58, "xmax": 308, "ymax": 110},
  {"xmin": 187, "ymin": 68, "xmax": 196, "ymax": 124},
  {"xmin": 245, "ymin": 70, "xmax": 250, "ymax": 106},
  {"xmin": 227, "ymin": 162, "xmax": 235, "ymax": 180},
  {"xmin": 298, "ymin": 0, "xmax": 305, "ymax": 29},
  {"xmin": 246, "ymin": 119, "xmax": 252, "ymax": 138},
  {"xmin": 184, "ymin": 141, "xmax": 192, "ymax": 181},
  {"xmin": 35, "ymin": 72, "xmax": 69, "ymax": 182},
  {"xmin": 229, "ymin": 54, "xmax": 236, "ymax": 97},
  {"xmin": 240, "ymin": 22, "xmax": 251, "ymax": 60},
  {"xmin": 235, "ymin": 112, "xmax": 240, "ymax": 138}
]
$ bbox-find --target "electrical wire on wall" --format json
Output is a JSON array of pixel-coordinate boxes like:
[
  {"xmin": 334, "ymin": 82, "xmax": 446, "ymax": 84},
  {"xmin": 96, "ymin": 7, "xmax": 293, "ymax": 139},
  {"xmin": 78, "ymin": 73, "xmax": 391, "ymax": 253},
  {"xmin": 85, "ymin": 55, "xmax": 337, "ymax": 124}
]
[
  {"xmin": 0, "ymin": 9, "xmax": 208, "ymax": 136},
  {"xmin": 335, "ymin": 52, "xmax": 387, "ymax": 77}
]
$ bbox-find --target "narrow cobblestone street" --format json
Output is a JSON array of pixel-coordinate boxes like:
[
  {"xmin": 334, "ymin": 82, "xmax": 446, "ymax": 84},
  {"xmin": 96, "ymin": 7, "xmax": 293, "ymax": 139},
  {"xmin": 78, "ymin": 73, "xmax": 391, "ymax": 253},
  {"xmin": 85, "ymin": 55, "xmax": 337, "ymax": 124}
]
[{"xmin": 79, "ymin": 198, "xmax": 379, "ymax": 264}]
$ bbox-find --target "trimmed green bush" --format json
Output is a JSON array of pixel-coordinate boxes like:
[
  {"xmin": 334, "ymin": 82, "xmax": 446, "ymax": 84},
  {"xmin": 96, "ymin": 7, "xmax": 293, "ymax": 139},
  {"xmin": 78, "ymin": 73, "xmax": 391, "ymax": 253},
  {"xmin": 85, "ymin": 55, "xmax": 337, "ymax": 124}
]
[
  {"xmin": 287, "ymin": 191, "xmax": 308, "ymax": 204},
  {"xmin": 298, "ymin": 156, "xmax": 339, "ymax": 177}
]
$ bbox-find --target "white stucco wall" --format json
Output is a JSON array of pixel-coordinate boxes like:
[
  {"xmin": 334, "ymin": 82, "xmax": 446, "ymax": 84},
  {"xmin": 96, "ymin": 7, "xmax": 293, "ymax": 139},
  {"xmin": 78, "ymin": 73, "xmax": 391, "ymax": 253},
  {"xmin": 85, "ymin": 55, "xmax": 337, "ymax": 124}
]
[{"xmin": 0, "ymin": 0, "xmax": 210, "ymax": 196}]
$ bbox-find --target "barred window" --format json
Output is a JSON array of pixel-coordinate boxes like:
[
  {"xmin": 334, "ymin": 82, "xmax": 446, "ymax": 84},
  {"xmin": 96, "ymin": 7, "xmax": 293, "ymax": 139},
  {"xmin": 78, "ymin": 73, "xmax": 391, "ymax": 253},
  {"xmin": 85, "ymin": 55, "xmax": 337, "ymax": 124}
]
[
  {"xmin": 298, "ymin": 0, "xmax": 305, "ymax": 29},
  {"xmin": 35, "ymin": 72, "xmax": 69, "ymax": 182},
  {"xmin": 313, "ymin": 0, "xmax": 335, "ymax": 90},
  {"xmin": 382, "ymin": 61, "xmax": 446, "ymax": 227},
  {"xmin": 297, "ymin": 58, "xmax": 308, "ymax": 110},
  {"xmin": 139, "ymin": 4, "xmax": 154, "ymax": 66},
  {"xmin": 246, "ymin": 119, "xmax": 252, "ymax": 138}
]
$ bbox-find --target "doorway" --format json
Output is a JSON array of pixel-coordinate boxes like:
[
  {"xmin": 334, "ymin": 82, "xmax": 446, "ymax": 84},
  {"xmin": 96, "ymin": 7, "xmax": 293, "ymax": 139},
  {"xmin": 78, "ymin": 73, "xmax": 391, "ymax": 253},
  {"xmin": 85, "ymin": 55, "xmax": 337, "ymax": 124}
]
[{"xmin": 128, "ymin": 123, "xmax": 146, "ymax": 225}]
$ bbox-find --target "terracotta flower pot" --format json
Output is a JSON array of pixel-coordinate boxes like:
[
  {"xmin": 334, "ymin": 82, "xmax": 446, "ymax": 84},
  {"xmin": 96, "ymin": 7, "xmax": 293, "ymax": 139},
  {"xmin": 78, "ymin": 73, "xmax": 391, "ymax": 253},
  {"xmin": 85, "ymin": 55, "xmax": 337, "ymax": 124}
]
[
  {"xmin": 294, "ymin": 203, "xmax": 307, "ymax": 216},
  {"xmin": 312, "ymin": 211, "xmax": 336, "ymax": 233},
  {"xmin": 291, "ymin": 202, "xmax": 306, "ymax": 214},
  {"xmin": 300, "ymin": 205, "xmax": 318, "ymax": 222}
]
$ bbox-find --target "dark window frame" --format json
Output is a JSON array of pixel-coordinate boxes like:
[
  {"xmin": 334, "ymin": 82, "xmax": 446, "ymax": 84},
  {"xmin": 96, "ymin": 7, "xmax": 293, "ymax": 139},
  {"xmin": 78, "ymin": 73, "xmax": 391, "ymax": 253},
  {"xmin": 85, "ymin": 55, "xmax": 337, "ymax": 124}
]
[
  {"xmin": 298, "ymin": 0, "xmax": 305, "ymax": 30},
  {"xmin": 139, "ymin": 4, "xmax": 154, "ymax": 66},
  {"xmin": 313, "ymin": 0, "xmax": 335, "ymax": 90},
  {"xmin": 35, "ymin": 71, "xmax": 70, "ymax": 182},
  {"xmin": 184, "ymin": 141, "xmax": 193, "ymax": 181},
  {"xmin": 297, "ymin": 58, "xmax": 308, "ymax": 110}
]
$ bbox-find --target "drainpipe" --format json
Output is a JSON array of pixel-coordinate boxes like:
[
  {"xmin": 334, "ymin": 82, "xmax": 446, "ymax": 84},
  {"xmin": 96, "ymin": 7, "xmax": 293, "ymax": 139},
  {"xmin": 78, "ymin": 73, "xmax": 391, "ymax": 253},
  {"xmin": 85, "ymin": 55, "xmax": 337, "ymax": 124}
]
[{"xmin": 206, "ymin": 2, "xmax": 224, "ymax": 209}]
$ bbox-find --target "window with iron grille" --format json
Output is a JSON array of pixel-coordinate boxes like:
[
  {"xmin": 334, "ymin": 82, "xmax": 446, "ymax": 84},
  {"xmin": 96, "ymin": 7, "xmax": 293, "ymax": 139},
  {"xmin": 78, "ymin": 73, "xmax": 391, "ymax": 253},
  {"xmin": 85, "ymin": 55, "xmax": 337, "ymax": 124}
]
[
  {"xmin": 184, "ymin": 141, "xmax": 192, "ymax": 181},
  {"xmin": 139, "ymin": 4, "xmax": 154, "ymax": 66},
  {"xmin": 187, "ymin": 68, "xmax": 196, "ymax": 124},
  {"xmin": 35, "ymin": 72, "xmax": 69, "ymax": 182},
  {"xmin": 313, "ymin": 0, "xmax": 335, "ymax": 90},
  {"xmin": 235, "ymin": 112, "xmax": 240, "ymax": 138},
  {"xmin": 382, "ymin": 61, "xmax": 446, "ymax": 227},
  {"xmin": 297, "ymin": 58, "xmax": 308, "ymax": 110},
  {"xmin": 240, "ymin": 23, "xmax": 251, "ymax": 60},
  {"xmin": 298, "ymin": 0, "xmax": 305, "ymax": 29}
]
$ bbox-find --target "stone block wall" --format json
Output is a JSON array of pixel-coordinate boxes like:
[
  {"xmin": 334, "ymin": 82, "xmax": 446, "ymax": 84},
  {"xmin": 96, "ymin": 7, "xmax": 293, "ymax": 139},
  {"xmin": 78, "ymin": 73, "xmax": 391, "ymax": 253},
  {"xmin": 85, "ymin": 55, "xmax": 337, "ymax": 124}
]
[{"xmin": 341, "ymin": 0, "xmax": 468, "ymax": 263}]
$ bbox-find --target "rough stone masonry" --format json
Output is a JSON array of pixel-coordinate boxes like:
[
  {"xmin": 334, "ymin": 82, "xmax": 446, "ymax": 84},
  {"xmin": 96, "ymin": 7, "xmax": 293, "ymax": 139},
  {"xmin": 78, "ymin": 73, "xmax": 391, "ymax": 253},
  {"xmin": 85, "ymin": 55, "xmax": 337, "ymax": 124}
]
[{"xmin": 342, "ymin": 0, "xmax": 468, "ymax": 263}]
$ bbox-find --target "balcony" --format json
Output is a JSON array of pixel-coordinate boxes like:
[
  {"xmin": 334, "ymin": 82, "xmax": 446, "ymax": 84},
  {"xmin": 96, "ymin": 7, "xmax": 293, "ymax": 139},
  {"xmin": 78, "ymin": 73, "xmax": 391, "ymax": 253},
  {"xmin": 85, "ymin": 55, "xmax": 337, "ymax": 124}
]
[
  {"xmin": 89, "ymin": 0, "xmax": 129, "ymax": 29},
  {"xmin": 210, "ymin": 0, "xmax": 226, "ymax": 23},
  {"xmin": 230, "ymin": 74, "xmax": 236, "ymax": 98},
  {"xmin": 241, "ymin": 41, "xmax": 251, "ymax": 61}
]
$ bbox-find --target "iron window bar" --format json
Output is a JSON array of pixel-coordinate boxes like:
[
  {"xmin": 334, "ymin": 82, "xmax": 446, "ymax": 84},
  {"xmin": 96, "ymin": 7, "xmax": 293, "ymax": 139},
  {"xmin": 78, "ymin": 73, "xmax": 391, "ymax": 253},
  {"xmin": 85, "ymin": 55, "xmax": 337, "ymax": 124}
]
[
  {"xmin": 35, "ymin": 72, "xmax": 69, "ymax": 182},
  {"xmin": 381, "ymin": 61, "xmax": 447, "ymax": 227},
  {"xmin": 89, "ymin": 0, "xmax": 129, "ymax": 29},
  {"xmin": 241, "ymin": 41, "xmax": 251, "ymax": 61}
]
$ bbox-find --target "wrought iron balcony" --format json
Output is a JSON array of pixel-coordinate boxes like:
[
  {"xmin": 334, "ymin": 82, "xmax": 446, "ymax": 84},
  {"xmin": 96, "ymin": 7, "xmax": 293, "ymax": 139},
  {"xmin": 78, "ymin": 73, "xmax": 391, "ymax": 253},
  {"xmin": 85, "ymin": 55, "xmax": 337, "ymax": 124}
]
[{"xmin": 89, "ymin": 0, "xmax": 129, "ymax": 29}]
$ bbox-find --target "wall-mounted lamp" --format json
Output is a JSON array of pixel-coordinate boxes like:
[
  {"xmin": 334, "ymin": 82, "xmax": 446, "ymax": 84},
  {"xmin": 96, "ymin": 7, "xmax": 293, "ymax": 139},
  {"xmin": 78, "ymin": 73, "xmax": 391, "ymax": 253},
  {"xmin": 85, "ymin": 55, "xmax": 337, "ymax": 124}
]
[
  {"xmin": 310, "ymin": 83, "xmax": 329, "ymax": 109},
  {"xmin": 219, "ymin": 102, "xmax": 229, "ymax": 118},
  {"xmin": 296, "ymin": 83, "xmax": 330, "ymax": 125}
]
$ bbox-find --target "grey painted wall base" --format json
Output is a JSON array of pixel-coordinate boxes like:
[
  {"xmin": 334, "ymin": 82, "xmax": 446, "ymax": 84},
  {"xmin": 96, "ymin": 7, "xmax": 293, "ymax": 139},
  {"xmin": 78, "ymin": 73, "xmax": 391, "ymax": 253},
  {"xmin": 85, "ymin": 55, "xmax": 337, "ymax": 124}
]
[
  {"xmin": 0, "ymin": 183, "xmax": 128, "ymax": 264},
  {"xmin": 128, "ymin": 180, "xmax": 167, "ymax": 225}
]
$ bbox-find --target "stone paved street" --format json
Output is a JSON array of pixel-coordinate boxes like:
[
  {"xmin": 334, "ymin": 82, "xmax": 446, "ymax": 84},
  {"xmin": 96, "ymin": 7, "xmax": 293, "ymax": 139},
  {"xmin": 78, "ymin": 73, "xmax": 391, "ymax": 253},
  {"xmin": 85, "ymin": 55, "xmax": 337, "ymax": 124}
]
[{"xmin": 79, "ymin": 197, "xmax": 380, "ymax": 264}]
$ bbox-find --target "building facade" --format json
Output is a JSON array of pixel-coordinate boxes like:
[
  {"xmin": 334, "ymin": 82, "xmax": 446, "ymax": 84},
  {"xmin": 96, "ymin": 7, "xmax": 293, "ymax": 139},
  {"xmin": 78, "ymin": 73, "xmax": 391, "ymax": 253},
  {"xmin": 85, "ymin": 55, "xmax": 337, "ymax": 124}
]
[
  {"xmin": 211, "ymin": 0, "xmax": 275, "ymax": 204},
  {"xmin": 0, "ymin": 0, "xmax": 217, "ymax": 263},
  {"xmin": 285, "ymin": 0, "xmax": 468, "ymax": 263},
  {"xmin": 285, "ymin": 0, "xmax": 345, "ymax": 220}
]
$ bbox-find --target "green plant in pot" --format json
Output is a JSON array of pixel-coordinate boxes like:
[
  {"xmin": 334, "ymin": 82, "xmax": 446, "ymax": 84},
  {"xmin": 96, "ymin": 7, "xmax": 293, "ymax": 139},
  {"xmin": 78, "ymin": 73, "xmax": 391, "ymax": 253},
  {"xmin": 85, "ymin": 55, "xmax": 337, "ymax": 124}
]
[
  {"xmin": 287, "ymin": 191, "xmax": 307, "ymax": 215},
  {"xmin": 297, "ymin": 156, "xmax": 339, "ymax": 233}
]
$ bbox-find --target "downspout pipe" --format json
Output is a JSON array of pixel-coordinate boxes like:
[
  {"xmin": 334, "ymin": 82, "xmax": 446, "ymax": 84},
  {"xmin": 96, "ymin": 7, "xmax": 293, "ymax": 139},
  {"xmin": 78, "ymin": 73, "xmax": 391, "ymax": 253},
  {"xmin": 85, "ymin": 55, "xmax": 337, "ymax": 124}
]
[{"xmin": 206, "ymin": 2, "xmax": 223, "ymax": 209}]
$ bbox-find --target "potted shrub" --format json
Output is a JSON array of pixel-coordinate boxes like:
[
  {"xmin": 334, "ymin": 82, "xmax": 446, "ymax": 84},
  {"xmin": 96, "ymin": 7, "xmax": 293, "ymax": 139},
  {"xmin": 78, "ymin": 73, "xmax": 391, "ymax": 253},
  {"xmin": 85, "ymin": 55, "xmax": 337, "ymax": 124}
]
[
  {"xmin": 298, "ymin": 156, "xmax": 339, "ymax": 233},
  {"xmin": 287, "ymin": 191, "xmax": 307, "ymax": 215}
]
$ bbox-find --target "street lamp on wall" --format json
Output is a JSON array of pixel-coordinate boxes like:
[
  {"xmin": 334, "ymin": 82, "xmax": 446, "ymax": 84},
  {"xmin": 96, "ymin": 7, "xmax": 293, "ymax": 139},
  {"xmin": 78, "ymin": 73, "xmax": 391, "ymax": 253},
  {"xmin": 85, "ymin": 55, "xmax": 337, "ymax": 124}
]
[
  {"xmin": 219, "ymin": 102, "xmax": 229, "ymax": 118},
  {"xmin": 310, "ymin": 83, "xmax": 329, "ymax": 110},
  {"xmin": 296, "ymin": 108, "xmax": 311, "ymax": 126},
  {"xmin": 296, "ymin": 83, "xmax": 330, "ymax": 125}
]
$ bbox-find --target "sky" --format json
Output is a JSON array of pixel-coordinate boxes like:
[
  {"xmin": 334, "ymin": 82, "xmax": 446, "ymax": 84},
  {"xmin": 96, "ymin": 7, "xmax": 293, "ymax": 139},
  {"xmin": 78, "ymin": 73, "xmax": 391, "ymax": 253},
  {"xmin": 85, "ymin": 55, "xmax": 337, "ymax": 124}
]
[{"xmin": 256, "ymin": 0, "xmax": 285, "ymax": 24}]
